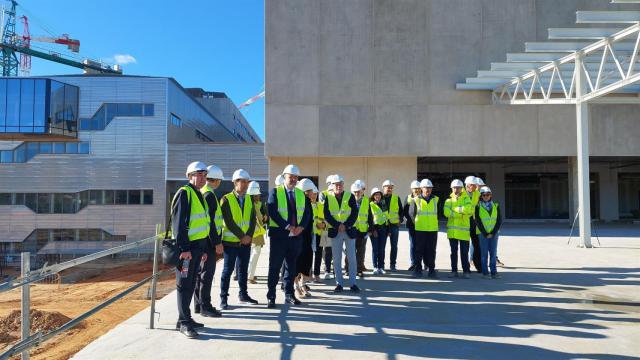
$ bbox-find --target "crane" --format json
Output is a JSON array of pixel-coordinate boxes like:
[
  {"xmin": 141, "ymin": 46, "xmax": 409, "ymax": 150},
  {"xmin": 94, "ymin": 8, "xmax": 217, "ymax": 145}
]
[{"xmin": 0, "ymin": 0, "xmax": 121, "ymax": 76}]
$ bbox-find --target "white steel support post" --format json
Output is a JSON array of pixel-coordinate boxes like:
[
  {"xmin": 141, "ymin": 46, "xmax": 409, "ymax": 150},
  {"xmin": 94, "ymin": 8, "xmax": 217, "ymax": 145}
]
[
  {"xmin": 575, "ymin": 54, "xmax": 593, "ymax": 248},
  {"xmin": 21, "ymin": 252, "xmax": 30, "ymax": 360}
]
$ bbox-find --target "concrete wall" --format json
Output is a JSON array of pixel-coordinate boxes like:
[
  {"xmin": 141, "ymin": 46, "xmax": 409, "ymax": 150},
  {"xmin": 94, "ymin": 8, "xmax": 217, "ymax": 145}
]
[{"xmin": 265, "ymin": 0, "xmax": 640, "ymax": 158}]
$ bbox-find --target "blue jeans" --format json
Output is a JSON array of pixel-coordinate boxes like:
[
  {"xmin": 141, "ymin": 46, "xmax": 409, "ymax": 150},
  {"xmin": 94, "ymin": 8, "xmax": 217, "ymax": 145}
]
[
  {"xmin": 331, "ymin": 232, "xmax": 357, "ymax": 287},
  {"xmin": 479, "ymin": 233, "xmax": 499, "ymax": 275},
  {"xmin": 220, "ymin": 245, "xmax": 251, "ymax": 298},
  {"xmin": 387, "ymin": 225, "xmax": 399, "ymax": 267},
  {"xmin": 408, "ymin": 228, "xmax": 416, "ymax": 267},
  {"xmin": 370, "ymin": 226, "xmax": 388, "ymax": 269}
]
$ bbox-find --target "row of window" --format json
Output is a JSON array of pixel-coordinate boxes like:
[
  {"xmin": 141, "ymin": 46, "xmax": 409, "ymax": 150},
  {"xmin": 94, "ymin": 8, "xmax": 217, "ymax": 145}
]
[
  {"xmin": 28, "ymin": 228, "xmax": 126, "ymax": 242},
  {"xmin": 0, "ymin": 189, "xmax": 153, "ymax": 213},
  {"xmin": 79, "ymin": 103, "xmax": 154, "ymax": 130},
  {"xmin": 0, "ymin": 141, "xmax": 90, "ymax": 163},
  {"xmin": 170, "ymin": 113, "xmax": 182, "ymax": 128}
]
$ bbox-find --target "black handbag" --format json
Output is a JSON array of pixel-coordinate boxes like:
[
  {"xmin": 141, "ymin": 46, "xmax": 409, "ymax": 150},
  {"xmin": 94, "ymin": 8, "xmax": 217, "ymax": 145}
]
[{"xmin": 161, "ymin": 218, "xmax": 181, "ymax": 266}]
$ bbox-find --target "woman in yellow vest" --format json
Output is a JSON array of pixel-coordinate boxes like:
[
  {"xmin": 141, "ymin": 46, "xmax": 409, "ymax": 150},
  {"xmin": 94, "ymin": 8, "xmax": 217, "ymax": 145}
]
[
  {"xmin": 295, "ymin": 178, "xmax": 319, "ymax": 297},
  {"xmin": 318, "ymin": 176, "xmax": 335, "ymax": 280},
  {"xmin": 369, "ymin": 187, "xmax": 389, "ymax": 275},
  {"xmin": 311, "ymin": 180, "xmax": 327, "ymax": 283},
  {"xmin": 247, "ymin": 181, "xmax": 267, "ymax": 284},
  {"xmin": 475, "ymin": 186, "xmax": 503, "ymax": 279},
  {"xmin": 443, "ymin": 179, "xmax": 474, "ymax": 279},
  {"xmin": 408, "ymin": 179, "xmax": 439, "ymax": 278}
]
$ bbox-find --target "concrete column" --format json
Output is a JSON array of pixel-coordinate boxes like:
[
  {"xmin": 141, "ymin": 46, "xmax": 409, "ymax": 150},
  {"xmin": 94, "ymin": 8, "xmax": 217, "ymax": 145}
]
[
  {"xmin": 598, "ymin": 165, "xmax": 619, "ymax": 222},
  {"xmin": 575, "ymin": 54, "xmax": 592, "ymax": 248}
]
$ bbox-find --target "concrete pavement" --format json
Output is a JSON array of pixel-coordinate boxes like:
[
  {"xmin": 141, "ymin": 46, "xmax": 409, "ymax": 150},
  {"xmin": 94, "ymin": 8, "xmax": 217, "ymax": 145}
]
[{"xmin": 73, "ymin": 224, "xmax": 640, "ymax": 359}]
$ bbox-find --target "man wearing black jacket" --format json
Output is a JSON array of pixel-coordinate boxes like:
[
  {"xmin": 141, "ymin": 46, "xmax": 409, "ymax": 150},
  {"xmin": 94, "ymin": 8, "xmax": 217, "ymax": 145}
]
[
  {"xmin": 266, "ymin": 165, "xmax": 312, "ymax": 308},
  {"xmin": 475, "ymin": 186, "xmax": 503, "ymax": 279},
  {"xmin": 171, "ymin": 161, "xmax": 210, "ymax": 338}
]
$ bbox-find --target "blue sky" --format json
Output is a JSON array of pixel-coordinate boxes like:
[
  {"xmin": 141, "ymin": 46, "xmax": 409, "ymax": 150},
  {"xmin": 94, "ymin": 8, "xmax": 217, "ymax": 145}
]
[{"xmin": 14, "ymin": 0, "xmax": 265, "ymax": 140}]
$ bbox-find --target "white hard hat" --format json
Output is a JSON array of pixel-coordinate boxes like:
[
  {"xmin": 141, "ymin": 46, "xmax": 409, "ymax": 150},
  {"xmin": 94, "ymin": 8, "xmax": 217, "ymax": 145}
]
[
  {"xmin": 275, "ymin": 174, "xmax": 284, "ymax": 186},
  {"xmin": 370, "ymin": 187, "xmax": 382, "ymax": 196},
  {"xmin": 325, "ymin": 175, "xmax": 335, "ymax": 185},
  {"xmin": 247, "ymin": 181, "xmax": 261, "ymax": 195},
  {"xmin": 282, "ymin": 164, "xmax": 301, "ymax": 176},
  {"xmin": 186, "ymin": 161, "xmax": 207, "ymax": 177},
  {"xmin": 475, "ymin": 177, "xmax": 486, "ymax": 186},
  {"xmin": 382, "ymin": 179, "xmax": 395, "ymax": 187},
  {"xmin": 354, "ymin": 179, "xmax": 366, "ymax": 189},
  {"xmin": 451, "ymin": 179, "xmax": 464, "ymax": 188},
  {"xmin": 350, "ymin": 183, "xmax": 363, "ymax": 193},
  {"xmin": 420, "ymin": 179, "xmax": 433, "ymax": 188},
  {"xmin": 297, "ymin": 178, "xmax": 318, "ymax": 193},
  {"xmin": 331, "ymin": 174, "xmax": 344, "ymax": 184},
  {"xmin": 206, "ymin": 165, "xmax": 224, "ymax": 180},
  {"xmin": 232, "ymin": 169, "xmax": 250, "ymax": 181},
  {"xmin": 480, "ymin": 186, "xmax": 492, "ymax": 194},
  {"xmin": 464, "ymin": 176, "xmax": 477, "ymax": 185},
  {"xmin": 410, "ymin": 180, "xmax": 420, "ymax": 189}
]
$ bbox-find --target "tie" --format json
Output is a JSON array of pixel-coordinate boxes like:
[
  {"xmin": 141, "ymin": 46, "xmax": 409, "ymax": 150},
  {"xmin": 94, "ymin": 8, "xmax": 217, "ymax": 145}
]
[{"xmin": 287, "ymin": 190, "xmax": 297, "ymax": 226}]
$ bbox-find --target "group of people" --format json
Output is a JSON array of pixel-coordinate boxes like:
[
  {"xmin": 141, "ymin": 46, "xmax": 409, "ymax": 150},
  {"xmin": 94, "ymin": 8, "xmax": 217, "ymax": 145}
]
[{"xmin": 170, "ymin": 162, "xmax": 502, "ymax": 339}]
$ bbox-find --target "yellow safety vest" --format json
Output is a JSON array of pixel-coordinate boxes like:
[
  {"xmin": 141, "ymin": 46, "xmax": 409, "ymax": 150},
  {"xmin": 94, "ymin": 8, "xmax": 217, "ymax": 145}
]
[
  {"xmin": 476, "ymin": 203, "xmax": 499, "ymax": 235},
  {"xmin": 269, "ymin": 185, "xmax": 306, "ymax": 227},
  {"xmin": 326, "ymin": 191, "xmax": 352, "ymax": 228},
  {"xmin": 313, "ymin": 201, "xmax": 325, "ymax": 236},
  {"xmin": 414, "ymin": 196, "xmax": 439, "ymax": 232},
  {"xmin": 222, "ymin": 192, "xmax": 253, "ymax": 243},
  {"xmin": 254, "ymin": 201, "xmax": 266, "ymax": 237},
  {"xmin": 386, "ymin": 194, "xmax": 400, "ymax": 225},
  {"xmin": 443, "ymin": 192, "xmax": 473, "ymax": 241},
  {"xmin": 173, "ymin": 185, "xmax": 210, "ymax": 241},
  {"xmin": 201, "ymin": 183, "xmax": 223, "ymax": 236},
  {"xmin": 355, "ymin": 197, "xmax": 370, "ymax": 233},
  {"xmin": 369, "ymin": 201, "xmax": 388, "ymax": 226}
]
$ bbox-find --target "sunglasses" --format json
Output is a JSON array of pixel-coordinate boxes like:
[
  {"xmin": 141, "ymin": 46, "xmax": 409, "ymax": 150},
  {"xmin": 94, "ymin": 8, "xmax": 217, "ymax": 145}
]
[{"xmin": 482, "ymin": 193, "xmax": 491, "ymax": 196}]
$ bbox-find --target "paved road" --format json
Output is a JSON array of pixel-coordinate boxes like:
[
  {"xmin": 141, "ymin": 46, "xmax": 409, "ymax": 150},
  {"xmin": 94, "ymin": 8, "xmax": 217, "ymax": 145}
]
[{"xmin": 73, "ymin": 224, "xmax": 640, "ymax": 360}]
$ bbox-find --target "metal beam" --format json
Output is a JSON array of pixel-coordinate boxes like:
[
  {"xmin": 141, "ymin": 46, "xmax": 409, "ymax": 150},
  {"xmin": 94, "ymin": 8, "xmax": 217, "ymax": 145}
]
[
  {"xmin": 548, "ymin": 28, "xmax": 625, "ymax": 39},
  {"xmin": 576, "ymin": 11, "xmax": 640, "ymax": 23}
]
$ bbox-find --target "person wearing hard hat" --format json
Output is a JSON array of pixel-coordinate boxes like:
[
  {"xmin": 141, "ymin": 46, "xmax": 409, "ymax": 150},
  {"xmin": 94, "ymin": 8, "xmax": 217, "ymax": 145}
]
[
  {"xmin": 405, "ymin": 180, "xmax": 421, "ymax": 272},
  {"xmin": 444, "ymin": 179, "xmax": 474, "ymax": 279},
  {"xmin": 324, "ymin": 174, "xmax": 360, "ymax": 292},
  {"xmin": 247, "ymin": 181, "xmax": 268, "ymax": 284},
  {"xmin": 219, "ymin": 169, "xmax": 258, "ymax": 310},
  {"xmin": 171, "ymin": 161, "xmax": 211, "ymax": 338},
  {"xmin": 464, "ymin": 176, "xmax": 482, "ymax": 273},
  {"xmin": 193, "ymin": 165, "xmax": 225, "ymax": 319},
  {"xmin": 350, "ymin": 182, "xmax": 372, "ymax": 279},
  {"xmin": 475, "ymin": 186, "xmax": 503, "ymax": 279},
  {"xmin": 294, "ymin": 178, "xmax": 319, "ymax": 297},
  {"xmin": 275, "ymin": 174, "xmax": 284, "ymax": 187},
  {"xmin": 408, "ymin": 179, "xmax": 439, "ymax": 278},
  {"xmin": 308, "ymin": 180, "xmax": 327, "ymax": 283},
  {"xmin": 382, "ymin": 179, "xmax": 403, "ymax": 272},
  {"xmin": 368, "ymin": 187, "xmax": 388, "ymax": 275},
  {"xmin": 317, "ymin": 175, "xmax": 335, "ymax": 280},
  {"xmin": 474, "ymin": 178, "xmax": 504, "ymax": 267},
  {"xmin": 266, "ymin": 165, "xmax": 312, "ymax": 308}
]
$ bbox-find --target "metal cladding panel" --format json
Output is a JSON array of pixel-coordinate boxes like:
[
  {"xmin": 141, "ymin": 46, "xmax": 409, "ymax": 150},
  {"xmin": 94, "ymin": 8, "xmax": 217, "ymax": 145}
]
[
  {"xmin": 0, "ymin": 76, "xmax": 169, "ymax": 243},
  {"xmin": 168, "ymin": 143, "xmax": 268, "ymax": 181}
]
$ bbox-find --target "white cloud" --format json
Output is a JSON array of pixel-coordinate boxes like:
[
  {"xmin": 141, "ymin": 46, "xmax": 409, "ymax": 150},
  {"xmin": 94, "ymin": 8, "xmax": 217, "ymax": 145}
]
[{"xmin": 112, "ymin": 54, "xmax": 137, "ymax": 65}]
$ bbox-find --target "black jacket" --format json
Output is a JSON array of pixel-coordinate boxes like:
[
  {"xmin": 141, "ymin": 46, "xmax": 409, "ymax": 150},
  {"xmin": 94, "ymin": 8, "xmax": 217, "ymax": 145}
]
[
  {"xmin": 475, "ymin": 202, "xmax": 502, "ymax": 237},
  {"xmin": 323, "ymin": 191, "xmax": 358, "ymax": 238},
  {"xmin": 171, "ymin": 183, "xmax": 207, "ymax": 253},
  {"xmin": 220, "ymin": 191, "xmax": 257, "ymax": 247},
  {"xmin": 202, "ymin": 190, "xmax": 222, "ymax": 250},
  {"xmin": 267, "ymin": 186, "xmax": 313, "ymax": 239}
]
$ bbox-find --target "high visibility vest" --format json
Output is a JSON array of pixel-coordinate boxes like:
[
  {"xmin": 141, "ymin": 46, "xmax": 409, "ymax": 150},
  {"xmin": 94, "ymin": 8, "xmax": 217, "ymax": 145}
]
[
  {"xmin": 222, "ymin": 192, "xmax": 253, "ymax": 243},
  {"xmin": 313, "ymin": 201, "xmax": 325, "ymax": 236},
  {"xmin": 326, "ymin": 191, "xmax": 352, "ymax": 228},
  {"xmin": 201, "ymin": 183, "xmax": 223, "ymax": 236},
  {"xmin": 443, "ymin": 193, "xmax": 473, "ymax": 241},
  {"xmin": 414, "ymin": 196, "xmax": 439, "ymax": 232},
  {"xmin": 354, "ymin": 197, "xmax": 370, "ymax": 233},
  {"xmin": 476, "ymin": 203, "xmax": 499, "ymax": 235},
  {"xmin": 406, "ymin": 194, "xmax": 414, "ymax": 205},
  {"xmin": 253, "ymin": 201, "xmax": 266, "ymax": 237},
  {"xmin": 466, "ymin": 190, "xmax": 481, "ymax": 219},
  {"xmin": 386, "ymin": 194, "xmax": 400, "ymax": 224},
  {"xmin": 173, "ymin": 185, "xmax": 210, "ymax": 241},
  {"xmin": 269, "ymin": 186, "xmax": 306, "ymax": 227},
  {"xmin": 369, "ymin": 201, "xmax": 388, "ymax": 225}
]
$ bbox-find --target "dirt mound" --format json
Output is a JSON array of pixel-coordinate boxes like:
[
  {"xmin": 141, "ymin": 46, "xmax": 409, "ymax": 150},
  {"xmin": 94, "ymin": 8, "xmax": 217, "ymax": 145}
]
[{"xmin": 0, "ymin": 309, "xmax": 82, "ymax": 334}]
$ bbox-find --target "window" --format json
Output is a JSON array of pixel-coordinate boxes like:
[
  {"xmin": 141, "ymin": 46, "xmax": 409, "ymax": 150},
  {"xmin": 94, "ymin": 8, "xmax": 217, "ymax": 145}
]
[
  {"xmin": 26, "ymin": 143, "xmax": 38, "ymax": 160},
  {"xmin": 0, "ymin": 141, "xmax": 90, "ymax": 164},
  {"xmin": 1, "ymin": 189, "xmax": 153, "ymax": 213},
  {"xmin": 143, "ymin": 104, "xmax": 154, "ymax": 116},
  {"xmin": 13, "ymin": 144, "xmax": 25, "ymax": 162},
  {"xmin": 19, "ymin": 79, "xmax": 34, "ymax": 131},
  {"xmin": 115, "ymin": 190, "xmax": 128, "ymax": 205},
  {"xmin": 65, "ymin": 142, "xmax": 78, "ymax": 154},
  {"xmin": 128, "ymin": 190, "xmax": 141, "ymax": 205},
  {"xmin": 6, "ymin": 79, "xmax": 20, "ymax": 130},
  {"xmin": 0, "ymin": 79, "xmax": 6, "ymax": 130},
  {"xmin": 62, "ymin": 193, "xmax": 76, "ymax": 213},
  {"xmin": 104, "ymin": 190, "xmax": 114, "ymax": 205},
  {"xmin": 0, "ymin": 193, "xmax": 10, "ymax": 205},
  {"xmin": 53, "ymin": 143, "xmax": 65, "ymax": 154},
  {"xmin": 39, "ymin": 142, "xmax": 52, "ymax": 154},
  {"xmin": 37, "ymin": 193, "xmax": 51, "ymax": 214},
  {"xmin": 0, "ymin": 150, "xmax": 12, "ymax": 163},
  {"xmin": 143, "ymin": 190, "xmax": 153, "ymax": 205},
  {"xmin": 25, "ymin": 193, "xmax": 37, "ymax": 211},
  {"xmin": 170, "ymin": 113, "xmax": 182, "ymax": 128},
  {"xmin": 79, "ymin": 103, "xmax": 154, "ymax": 130},
  {"xmin": 78, "ymin": 142, "xmax": 90, "ymax": 154},
  {"xmin": 89, "ymin": 190, "xmax": 102, "ymax": 205}
]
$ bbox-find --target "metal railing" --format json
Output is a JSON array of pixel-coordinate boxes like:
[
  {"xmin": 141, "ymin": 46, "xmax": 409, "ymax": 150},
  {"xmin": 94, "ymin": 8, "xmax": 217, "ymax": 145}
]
[{"xmin": 0, "ymin": 225, "xmax": 170, "ymax": 360}]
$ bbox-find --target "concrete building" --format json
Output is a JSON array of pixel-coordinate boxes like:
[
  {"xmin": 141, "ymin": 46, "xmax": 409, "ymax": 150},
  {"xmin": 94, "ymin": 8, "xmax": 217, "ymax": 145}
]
[
  {"xmin": 0, "ymin": 75, "xmax": 266, "ymax": 262},
  {"xmin": 265, "ymin": 0, "xmax": 640, "ymax": 222}
]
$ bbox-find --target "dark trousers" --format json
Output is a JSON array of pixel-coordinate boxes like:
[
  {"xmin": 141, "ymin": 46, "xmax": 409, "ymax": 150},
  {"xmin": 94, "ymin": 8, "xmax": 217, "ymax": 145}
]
[
  {"xmin": 449, "ymin": 238, "xmax": 470, "ymax": 273},
  {"xmin": 414, "ymin": 231, "xmax": 437, "ymax": 273},
  {"xmin": 296, "ymin": 231, "xmax": 314, "ymax": 277},
  {"xmin": 176, "ymin": 248, "xmax": 203, "ymax": 325},
  {"xmin": 408, "ymin": 227, "xmax": 416, "ymax": 267},
  {"xmin": 194, "ymin": 248, "xmax": 216, "ymax": 308},
  {"xmin": 370, "ymin": 226, "xmax": 388, "ymax": 269},
  {"xmin": 387, "ymin": 225, "xmax": 399, "ymax": 267},
  {"xmin": 345, "ymin": 234, "xmax": 367, "ymax": 273},
  {"xmin": 267, "ymin": 235, "xmax": 302, "ymax": 300},
  {"xmin": 220, "ymin": 245, "xmax": 250, "ymax": 299},
  {"xmin": 470, "ymin": 220, "xmax": 482, "ymax": 272},
  {"xmin": 313, "ymin": 234, "xmax": 323, "ymax": 276}
]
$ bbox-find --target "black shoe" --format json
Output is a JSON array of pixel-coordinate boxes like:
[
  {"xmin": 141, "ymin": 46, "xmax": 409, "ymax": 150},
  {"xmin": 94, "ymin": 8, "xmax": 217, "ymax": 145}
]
[
  {"xmin": 239, "ymin": 294, "xmax": 258, "ymax": 305},
  {"xmin": 408, "ymin": 265, "xmax": 416, "ymax": 272},
  {"xmin": 220, "ymin": 298, "xmax": 229, "ymax": 310},
  {"xmin": 267, "ymin": 299, "xmax": 276, "ymax": 308},
  {"xmin": 413, "ymin": 271, "xmax": 423, "ymax": 278},
  {"xmin": 390, "ymin": 265, "xmax": 397, "ymax": 272},
  {"xmin": 285, "ymin": 295, "xmax": 301, "ymax": 305},
  {"xmin": 194, "ymin": 304, "xmax": 201, "ymax": 314},
  {"xmin": 179, "ymin": 324, "xmax": 198, "ymax": 339},
  {"xmin": 350, "ymin": 285, "xmax": 360, "ymax": 293},
  {"xmin": 200, "ymin": 306, "xmax": 222, "ymax": 318},
  {"xmin": 175, "ymin": 319, "xmax": 204, "ymax": 330},
  {"xmin": 334, "ymin": 285, "xmax": 343, "ymax": 293},
  {"xmin": 357, "ymin": 272, "xmax": 365, "ymax": 279},
  {"xmin": 427, "ymin": 270, "xmax": 439, "ymax": 279}
]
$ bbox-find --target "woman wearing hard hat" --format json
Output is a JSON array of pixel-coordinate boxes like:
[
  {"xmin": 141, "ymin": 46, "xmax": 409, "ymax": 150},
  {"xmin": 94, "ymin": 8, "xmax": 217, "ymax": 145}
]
[
  {"xmin": 350, "ymin": 181, "xmax": 372, "ymax": 279},
  {"xmin": 444, "ymin": 179, "xmax": 474, "ymax": 279},
  {"xmin": 294, "ymin": 178, "xmax": 320, "ymax": 297},
  {"xmin": 405, "ymin": 180, "xmax": 421, "ymax": 272},
  {"xmin": 369, "ymin": 187, "xmax": 389, "ymax": 275},
  {"xmin": 475, "ymin": 186, "xmax": 503, "ymax": 279},
  {"xmin": 247, "ymin": 181, "xmax": 268, "ymax": 284},
  {"xmin": 319, "ymin": 175, "xmax": 336, "ymax": 279},
  {"xmin": 464, "ymin": 176, "xmax": 482, "ymax": 273},
  {"xmin": 311, "ymin": 181, "xmax": 328, "ymax": 283}
]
